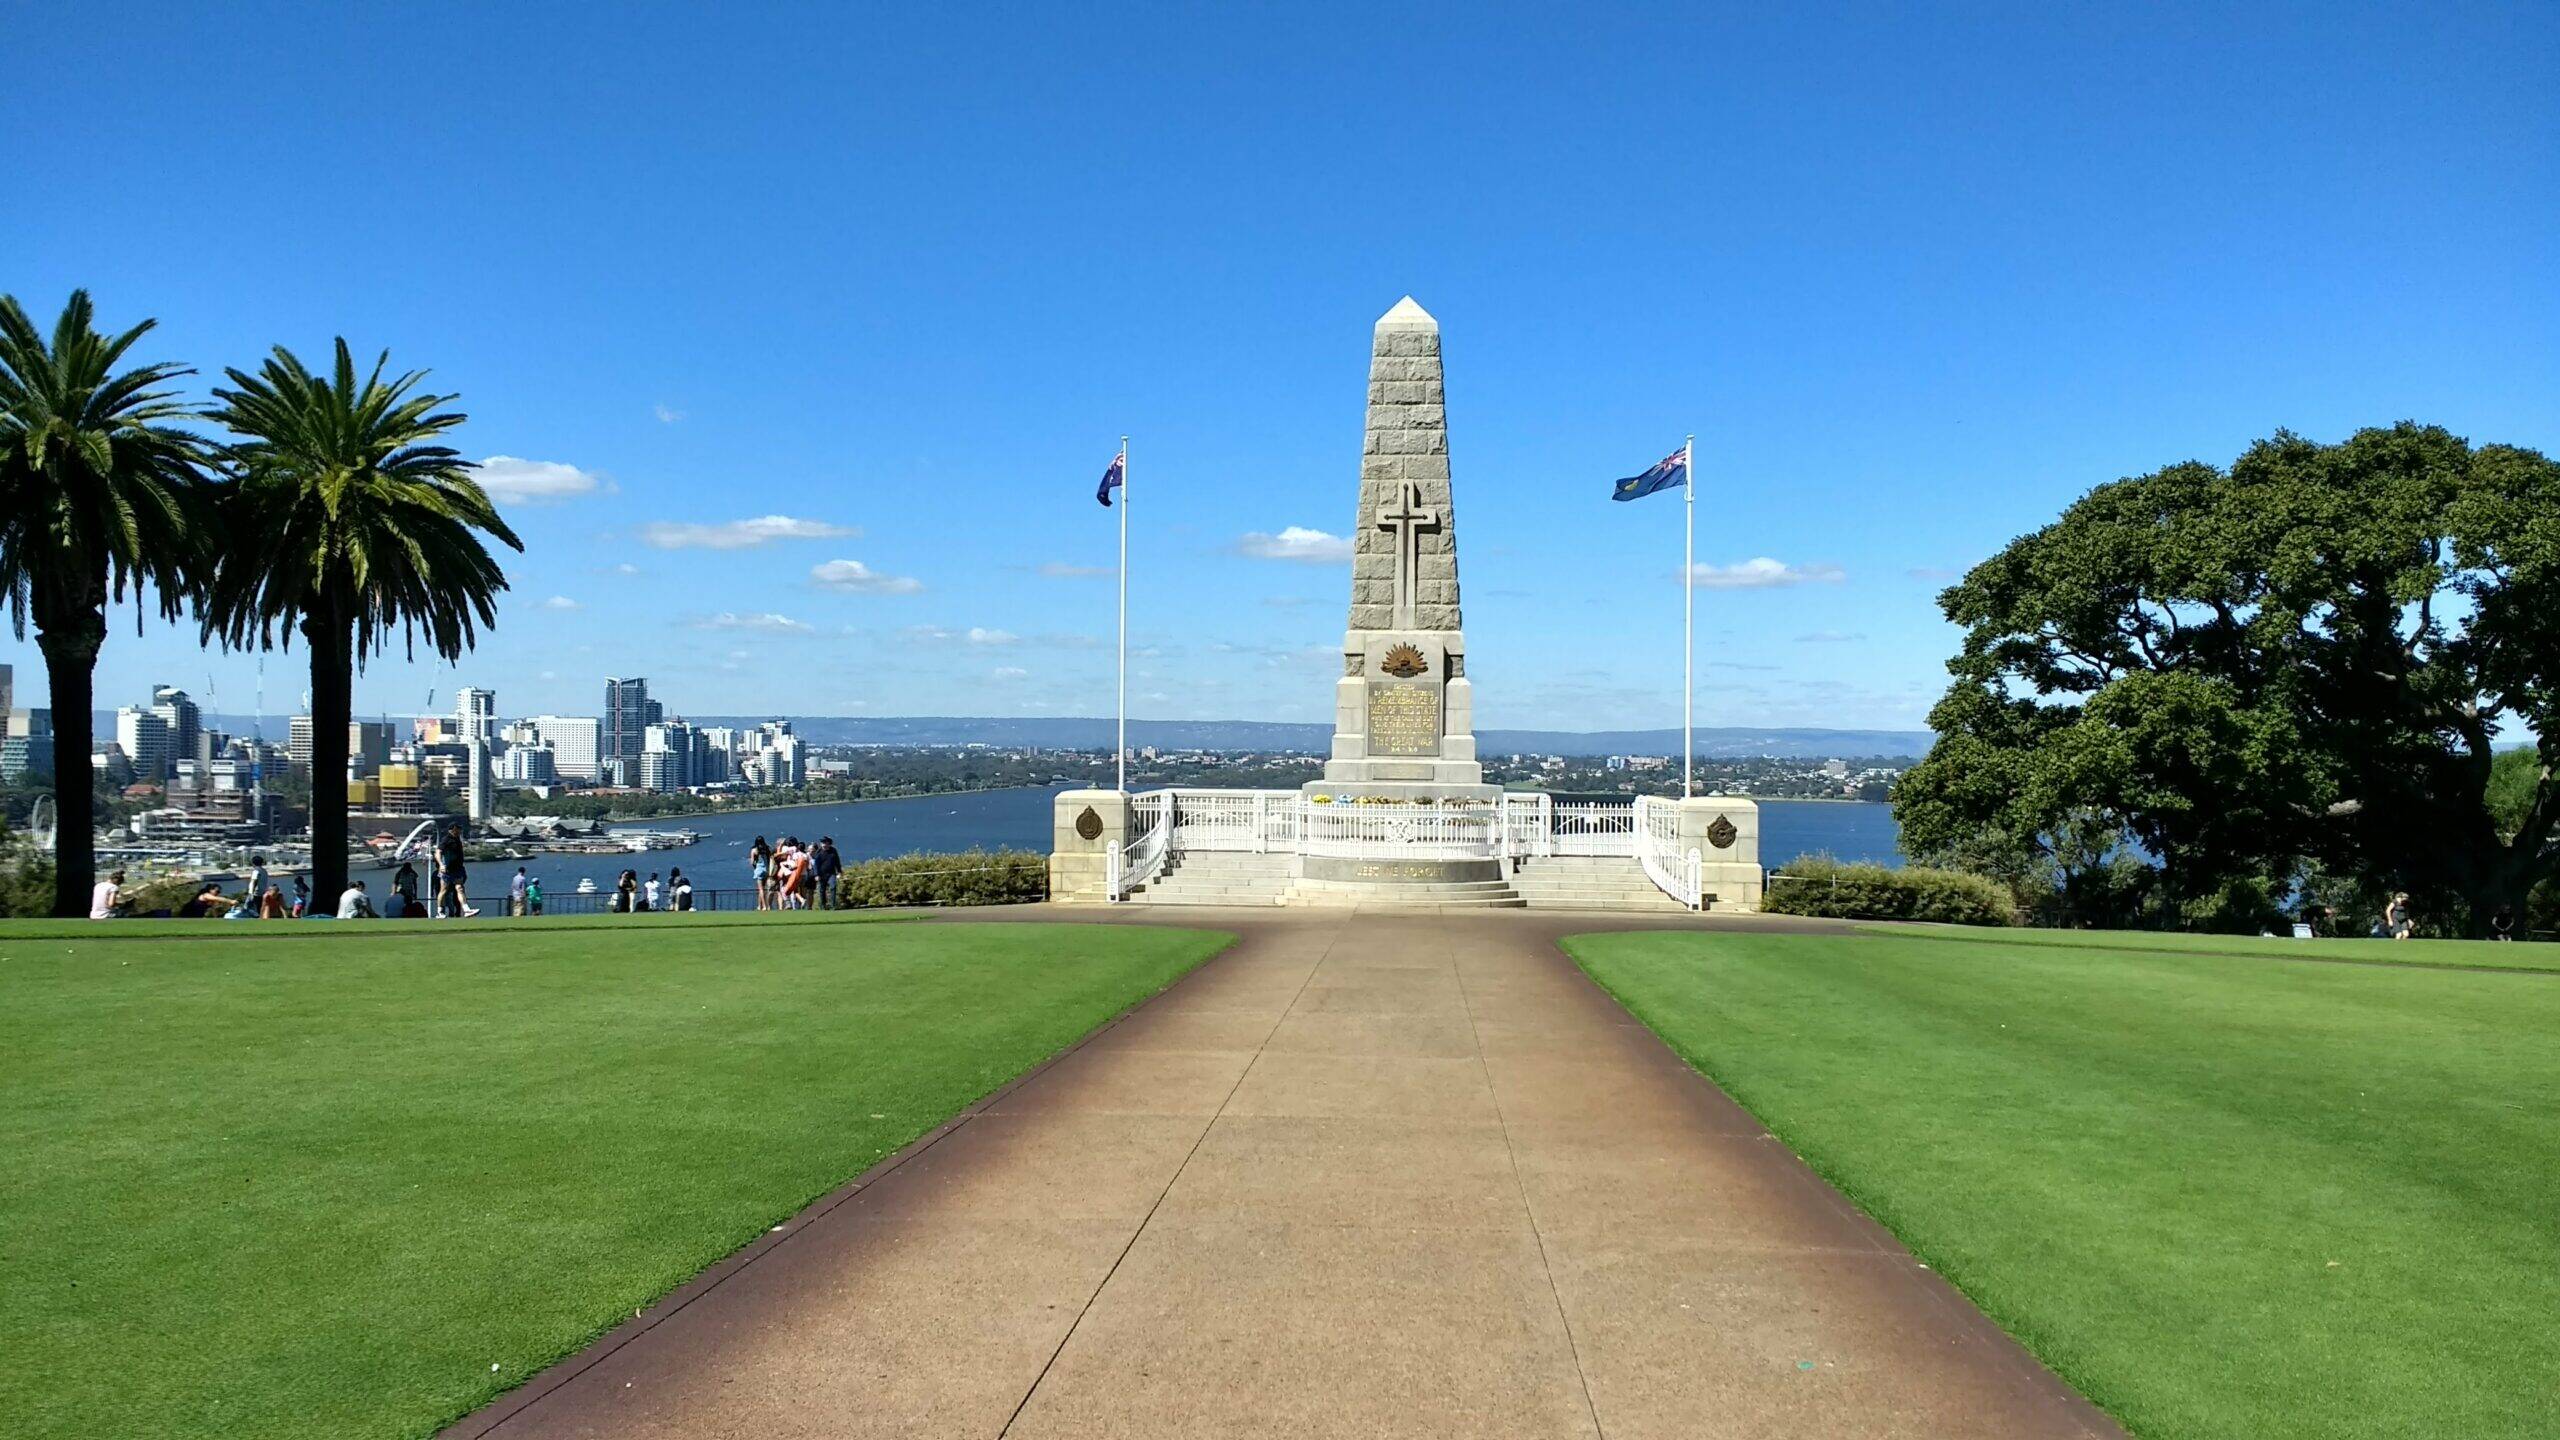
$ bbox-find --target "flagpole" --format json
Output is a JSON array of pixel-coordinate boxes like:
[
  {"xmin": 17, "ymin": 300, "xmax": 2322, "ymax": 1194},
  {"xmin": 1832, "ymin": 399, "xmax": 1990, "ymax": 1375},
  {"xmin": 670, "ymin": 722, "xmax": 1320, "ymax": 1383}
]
[
  {"xmin": 1683, "ymin": 434, "xmax": 1695, "ymax": 799},
  {"xmin": 1116, "ymin": 435, "xmax": 1129, "ymax": 795}
]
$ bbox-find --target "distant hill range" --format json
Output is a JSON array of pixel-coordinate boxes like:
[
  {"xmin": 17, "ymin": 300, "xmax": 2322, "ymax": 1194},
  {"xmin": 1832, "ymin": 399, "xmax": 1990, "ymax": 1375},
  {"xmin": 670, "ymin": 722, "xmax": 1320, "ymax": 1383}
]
[{"xmin": 123, "ymin": 713, "xmax": 1930, "ymax": 760}]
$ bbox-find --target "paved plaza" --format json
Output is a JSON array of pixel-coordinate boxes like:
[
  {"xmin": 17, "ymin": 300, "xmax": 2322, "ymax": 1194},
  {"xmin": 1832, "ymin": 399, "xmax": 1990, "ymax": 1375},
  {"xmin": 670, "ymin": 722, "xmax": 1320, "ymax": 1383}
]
[{"xmin": 446, "ymin": 909, "xmax": 2120, "ymax": 1439}]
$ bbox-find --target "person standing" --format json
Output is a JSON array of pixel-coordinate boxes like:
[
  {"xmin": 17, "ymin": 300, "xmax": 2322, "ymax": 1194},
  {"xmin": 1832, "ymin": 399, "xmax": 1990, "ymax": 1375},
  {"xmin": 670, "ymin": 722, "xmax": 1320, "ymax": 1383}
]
[
  {"xmin": 813, "ymin": 836, "xmax": 844, "ymax": 910},
  {"xmin": 508, "ymin": 866, "xmax": 530, "ymax": 918},
  {"xmin": 289, "ymin": 874, "xmax": 310, "ymax": 918},
  {"xmin": 525, "ymin": 875, "xmax": 544, "ymax": 916},
  {"xmin": 89, "ymin": 869, "xmax": 125, "ymax": 920},
  {"xmin": 246, "ymin": 855, "xmax": 271, "ymax": 913},
  {"xmin": 614, "ymin": 869, "xmax": 638, "ymax": 914},
  {"xmin": 749, "ymin": 837, "xmax": 773, "ymax": 910}
]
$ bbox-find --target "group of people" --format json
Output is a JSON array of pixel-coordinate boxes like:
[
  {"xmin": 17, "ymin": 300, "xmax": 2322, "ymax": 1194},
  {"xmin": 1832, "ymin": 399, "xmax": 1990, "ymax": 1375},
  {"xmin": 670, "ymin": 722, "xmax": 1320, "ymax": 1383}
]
[
  {"xmin": 607, "ymin": 867, "xmax": 691, "ymax": 913},
  {"xmin": 749, "ymin": 835, "xmax": 843, "ymax": 909}
]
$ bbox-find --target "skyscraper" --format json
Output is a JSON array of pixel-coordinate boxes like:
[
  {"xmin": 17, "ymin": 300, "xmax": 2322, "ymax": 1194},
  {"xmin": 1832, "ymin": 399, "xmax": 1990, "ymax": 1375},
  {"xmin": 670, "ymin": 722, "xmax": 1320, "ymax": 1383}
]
[
  {"xmin": 116, "ymin": 706, "xmax": 172, "ymax": 782},
  {"xmin": 604, "ymin": 677, "xmax": 661, "ymax": 779},
  {"xmin": 454, "ymin": 687, "xmax": 497, "ymax": 745},
  {"xmin": 520, "ymin": 716, "xmax": 602, "ymax": 781},
  {"xmin": 152, "ymin": 685, "xmax": 203, "ymax": 766}
]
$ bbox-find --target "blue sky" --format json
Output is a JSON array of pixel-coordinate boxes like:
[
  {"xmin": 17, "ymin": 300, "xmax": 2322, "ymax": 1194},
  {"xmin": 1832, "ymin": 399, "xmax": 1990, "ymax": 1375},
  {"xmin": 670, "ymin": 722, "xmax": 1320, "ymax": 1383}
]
[{"xmin": 4, "ymin": 2, "xmax": 2553, "ymax": 733}]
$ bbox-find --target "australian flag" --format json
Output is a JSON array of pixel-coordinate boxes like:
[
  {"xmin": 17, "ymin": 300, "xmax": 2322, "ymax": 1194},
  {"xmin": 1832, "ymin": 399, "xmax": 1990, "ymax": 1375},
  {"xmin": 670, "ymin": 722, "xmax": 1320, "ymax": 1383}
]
[
  {"xmin": 1612, "ymin": 447, "xmax": 1688, "ymax": 502},
  {"xmin": 1096, "ymin": 452, "xmax": 1125, "ymax": 507}
]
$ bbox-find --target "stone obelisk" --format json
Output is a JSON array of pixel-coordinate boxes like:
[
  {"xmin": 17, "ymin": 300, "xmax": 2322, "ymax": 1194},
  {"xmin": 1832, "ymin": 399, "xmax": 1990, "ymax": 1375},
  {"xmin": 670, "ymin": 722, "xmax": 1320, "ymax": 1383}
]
[{"xmin": 1307, "ymin": 298, "xmax": 1496, "ymax": 804}]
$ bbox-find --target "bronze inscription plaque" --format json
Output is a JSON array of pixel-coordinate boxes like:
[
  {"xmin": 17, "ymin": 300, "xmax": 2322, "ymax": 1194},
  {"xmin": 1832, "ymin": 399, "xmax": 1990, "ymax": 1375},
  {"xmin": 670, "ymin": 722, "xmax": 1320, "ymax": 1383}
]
[{"xmin": 1366, "ymin": 682, "xmax": 1442, "ymax": 757}]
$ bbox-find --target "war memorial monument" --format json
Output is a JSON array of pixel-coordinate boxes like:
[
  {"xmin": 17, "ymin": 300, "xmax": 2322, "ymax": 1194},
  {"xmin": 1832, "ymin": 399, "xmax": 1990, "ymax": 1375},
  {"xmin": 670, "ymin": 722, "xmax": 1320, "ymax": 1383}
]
[{"xmin": 1051, "ymin": 298, "xmax": 1764, "ymax": 911}]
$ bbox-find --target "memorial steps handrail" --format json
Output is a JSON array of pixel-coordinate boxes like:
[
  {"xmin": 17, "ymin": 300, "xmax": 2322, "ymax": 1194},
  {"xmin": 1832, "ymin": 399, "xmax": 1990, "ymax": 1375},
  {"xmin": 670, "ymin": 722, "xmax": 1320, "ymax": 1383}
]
[
  {"xmin": 1633, "ymin": 794, "xmax": 1704, "ymax": 911},
  {"xmin": 1108, "ymin": 791, "xmax": 1172, "ymax": 901},
  {"xmin": 1298, "ymin": 800, "xmax": 1505, "ymax": 861}
]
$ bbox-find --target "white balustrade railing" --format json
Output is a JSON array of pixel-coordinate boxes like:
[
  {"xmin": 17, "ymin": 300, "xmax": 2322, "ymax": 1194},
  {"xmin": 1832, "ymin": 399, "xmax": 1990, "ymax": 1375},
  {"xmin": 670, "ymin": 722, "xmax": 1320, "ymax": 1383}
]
[
  {"xmin": 1633, "ymin": 794, "xmax": 1703, "ymax": 910},
  {"xmin": 1114, "ymin": 787, "xmax": 1704, "ymax": 910},
  {"xmin": 1550, "ymin": 801, "xmax": 1639, "ymax": 856},
  {"xmin": 1108, "ymin": 791, "xmax": 1172, "ymax": 901},
  {"xmin": 1299, "ymin": 800, "xmax": 1504, "ymax": 860}
]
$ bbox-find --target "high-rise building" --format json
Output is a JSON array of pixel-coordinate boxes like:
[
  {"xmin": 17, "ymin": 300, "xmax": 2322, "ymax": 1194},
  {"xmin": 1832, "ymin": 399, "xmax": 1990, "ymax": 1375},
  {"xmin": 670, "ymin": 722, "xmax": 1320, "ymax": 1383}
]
[
  {"xmin": 499, "ymin": 743, "xmax": 557, "ymax": 785},
  {"xmin": 454, "ymin": 687, "xmax": 497, "ymax": 745},
  {"xmin": 116, "ymin": 706, "xmax": 172, "ymax": 782},
  {"xmin": 520, "ymin": 715, "xmax": 602, "ymax": 781},
  {"xmin": 641, "ymin": 719, "xmax": 705, "ymax": 793},
  {"xmin": 465, "ymin": 738, "xmax": 493, "ymax": 822},
  {"xmin": 604, "ymin": 678, "xmax": 661, "ymax": 777},
  {"xmin": 151, "ymin": 685, "xmax": 203, "ymax": 766},
  {"xmin": 0, "ymin": 662, "xmax": 11, "ymax": 714},
  {"xmin": 0, "ymin": 706, "xmax": 51, "ymax": 781}
]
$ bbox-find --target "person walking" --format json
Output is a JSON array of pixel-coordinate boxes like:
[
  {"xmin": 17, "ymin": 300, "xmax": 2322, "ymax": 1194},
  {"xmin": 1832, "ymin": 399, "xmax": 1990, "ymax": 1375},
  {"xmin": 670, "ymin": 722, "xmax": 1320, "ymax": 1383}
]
[
  {"xmin": 813, "ymin": 836, "xmax": 844, "ymax": 910},
  {"xmin": 2384, "ymin": 891, "xmax": 2415, "ymax": 940},
  {"xmin": 438, "ymin": 823, "xmax": 480, "ymax": 918},
  {"xmin": 508, "ymin": 866, "xmax": 530, "ymax": 918},
  {"xmin": 750, "ymin": 837, "xmax": 773, "ymax": 911}
]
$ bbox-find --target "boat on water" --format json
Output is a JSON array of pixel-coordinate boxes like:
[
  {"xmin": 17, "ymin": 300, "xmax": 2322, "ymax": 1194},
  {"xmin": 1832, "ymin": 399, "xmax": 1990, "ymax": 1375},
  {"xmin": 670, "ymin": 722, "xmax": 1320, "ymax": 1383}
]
[{"xmin": 575, "ymin": 877, "xmax": 598, "ymax": 895}]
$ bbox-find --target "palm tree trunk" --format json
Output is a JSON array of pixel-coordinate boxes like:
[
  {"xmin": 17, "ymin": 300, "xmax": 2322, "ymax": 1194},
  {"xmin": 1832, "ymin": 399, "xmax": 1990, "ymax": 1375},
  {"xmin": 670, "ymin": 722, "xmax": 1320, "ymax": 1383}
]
[
  {"xmin": 304, "ymin": 608, "xmax": 353, "ymax": 909},
  {"xmin": 34, "ymin": 618, "xmax": 103, "ymax": 918}
]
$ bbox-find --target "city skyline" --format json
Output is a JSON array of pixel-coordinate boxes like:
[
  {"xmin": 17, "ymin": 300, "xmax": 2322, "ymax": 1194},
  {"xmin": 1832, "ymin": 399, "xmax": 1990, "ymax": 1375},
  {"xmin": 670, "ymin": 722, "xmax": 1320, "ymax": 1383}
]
[{"xmin": 3, "ymin": 5, "xmax": 2552, "ymax": 733}]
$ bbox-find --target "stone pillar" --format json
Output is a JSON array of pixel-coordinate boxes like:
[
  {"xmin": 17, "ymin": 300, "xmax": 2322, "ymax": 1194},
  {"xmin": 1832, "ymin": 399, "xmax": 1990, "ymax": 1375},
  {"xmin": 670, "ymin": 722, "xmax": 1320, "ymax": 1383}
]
[
  {"xmin": 1676, "ymin": 795, "xmax": 1764, "ymax": 912},
  {"xmin": 1311, "ymin": 296, "xmax": 1492, "ymax": 802},
  {"xmin": 1048, "ymin": 789, "xmax": 1131, "ymax": 905}
]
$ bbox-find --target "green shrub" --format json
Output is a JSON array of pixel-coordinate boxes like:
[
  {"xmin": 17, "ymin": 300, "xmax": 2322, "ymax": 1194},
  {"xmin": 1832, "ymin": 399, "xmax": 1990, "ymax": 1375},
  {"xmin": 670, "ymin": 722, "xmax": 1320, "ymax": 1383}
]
[
  {"xmin": 1764, "ymin": 854, "xmax": 2016, "ymax": 926},
  {"xmin": 834, "ymin": 849, "xmax": 1048, "ymax": 909}
]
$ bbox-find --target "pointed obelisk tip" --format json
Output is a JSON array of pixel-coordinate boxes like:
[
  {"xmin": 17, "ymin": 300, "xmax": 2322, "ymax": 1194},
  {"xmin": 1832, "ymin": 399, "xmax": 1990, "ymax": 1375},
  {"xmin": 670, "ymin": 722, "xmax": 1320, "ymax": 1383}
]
[{"xmin": 1377, "ymin": 295, "xmax": 1436, "ymax": 328}]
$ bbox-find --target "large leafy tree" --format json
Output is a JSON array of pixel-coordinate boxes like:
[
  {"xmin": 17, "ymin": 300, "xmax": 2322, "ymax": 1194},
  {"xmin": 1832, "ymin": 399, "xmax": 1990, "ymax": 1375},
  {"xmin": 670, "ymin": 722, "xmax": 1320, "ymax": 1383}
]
[
  {"xmin": 203, "ymin": 341, "xmax": 520, "ymax": 907},
  {"xmin": 1899, "ymin": 424, "xmax": 2560, "ymax": 935},
  {"xmin": 0, "ymin": 292, "xmax": 217, "ymax": 916}
]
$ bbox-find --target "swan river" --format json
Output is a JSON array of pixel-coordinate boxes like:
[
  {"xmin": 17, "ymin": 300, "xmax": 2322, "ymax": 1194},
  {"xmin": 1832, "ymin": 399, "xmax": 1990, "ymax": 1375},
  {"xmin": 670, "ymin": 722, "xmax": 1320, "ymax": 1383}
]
[{"xmin": 505, "ymin": 789, "xmax": 1902, "ymax": 900}]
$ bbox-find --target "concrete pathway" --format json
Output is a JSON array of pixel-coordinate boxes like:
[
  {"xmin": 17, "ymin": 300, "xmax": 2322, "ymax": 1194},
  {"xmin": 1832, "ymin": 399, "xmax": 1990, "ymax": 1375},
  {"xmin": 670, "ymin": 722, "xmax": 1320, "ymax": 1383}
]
[{"xmin": 448, "ymin": 908, "xmax": 2122, "ymax": 1439}]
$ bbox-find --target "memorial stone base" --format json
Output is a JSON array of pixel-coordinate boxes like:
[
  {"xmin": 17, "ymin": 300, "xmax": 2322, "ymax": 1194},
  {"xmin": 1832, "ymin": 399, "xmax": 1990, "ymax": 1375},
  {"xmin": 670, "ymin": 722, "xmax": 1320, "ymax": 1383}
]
[{"xmin": 1048, "ymin": 789, "xmax": 1130, "ymax": 906}]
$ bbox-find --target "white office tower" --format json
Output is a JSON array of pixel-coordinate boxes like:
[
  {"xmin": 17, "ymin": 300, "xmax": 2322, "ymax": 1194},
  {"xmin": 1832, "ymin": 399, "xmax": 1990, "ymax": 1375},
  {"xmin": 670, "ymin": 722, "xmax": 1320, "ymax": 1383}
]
[
  {"xmin": 466, "ymin": 738, "xmax": 493, "ymax": 821},
  {"xmin": 455, "ymin": 687, "xmax": 498, "ymax": 744}
]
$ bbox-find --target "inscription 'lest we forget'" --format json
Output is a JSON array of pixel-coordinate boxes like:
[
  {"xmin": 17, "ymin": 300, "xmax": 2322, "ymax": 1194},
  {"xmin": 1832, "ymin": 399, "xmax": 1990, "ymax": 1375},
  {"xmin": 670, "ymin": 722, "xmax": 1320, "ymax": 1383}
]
[{"xmin": 1366, "ymin": 682, "xmax": 1441, "ymax": 756}]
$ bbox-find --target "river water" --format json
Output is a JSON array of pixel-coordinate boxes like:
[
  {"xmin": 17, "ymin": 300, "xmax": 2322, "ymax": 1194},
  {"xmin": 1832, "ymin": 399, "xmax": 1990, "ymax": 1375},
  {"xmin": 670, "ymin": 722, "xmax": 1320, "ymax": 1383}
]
[{"xmin": 497, "ymin": 789, "xmax": 1902, "ymax": 900}]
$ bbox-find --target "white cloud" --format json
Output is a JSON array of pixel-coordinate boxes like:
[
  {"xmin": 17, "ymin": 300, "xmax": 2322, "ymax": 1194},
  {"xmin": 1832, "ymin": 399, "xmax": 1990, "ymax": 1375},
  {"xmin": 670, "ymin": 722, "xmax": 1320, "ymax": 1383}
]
[
  {"xmin": 967, "ymin": 627, "xmax": 1018, "ymax": 646},
  {"xmin": 809, "ymin": 559, "xmax": 923, "ymax": 594},
  {"xmin": 1237, "ymin": 526, "xmax": 1355, "ymax": 563},
  {"xmin": 612, "ymin": 562, "xmax": 641, "ymax": 576},
  {"xmin": 1039, "ymin": 561, "xmax": 1116, "ymax": 579},
  {"xmin": 990, "ymin": 666, "xmax": 1028, "ymax": 680},
  {"xmin": 1687, "ymin": 558, "xmax": 1847, "ymax": 590},
  {"xmin": 642, "ymin": 515, "xmax": 859, "ymax": 550},
  {"xmin": 690, "ymin": 611, "xmax": 814, "ymax": 634},
  {"xmin": 538, "ymin": 595, "xmax": 581, "ymax": 611},
  {"xmin": 476, "ymin": 456, "xmax": 608, "ymax": 503},
  {"xmin": 906, "ymin": 624, "xmax": 1022, "ymax": 646},
  {"xmin": 652, "ymin": 403, "xmax": 686, "ymax": 424}
]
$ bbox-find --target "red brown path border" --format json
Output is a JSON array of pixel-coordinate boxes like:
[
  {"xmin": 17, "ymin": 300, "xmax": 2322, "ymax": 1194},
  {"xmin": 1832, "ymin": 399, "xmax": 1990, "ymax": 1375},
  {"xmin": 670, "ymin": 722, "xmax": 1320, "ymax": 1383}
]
[{"xmin": 442, "ymin": 906, "xmax": 2124, "ymax": 1439}]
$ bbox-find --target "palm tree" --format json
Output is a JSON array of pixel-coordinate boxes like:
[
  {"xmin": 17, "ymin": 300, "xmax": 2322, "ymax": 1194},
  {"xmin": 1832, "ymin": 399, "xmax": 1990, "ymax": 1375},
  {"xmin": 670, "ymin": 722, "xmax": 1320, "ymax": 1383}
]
[
  {"xmin": 204, "ymin": 341, "xmax": 520, "ymax": 909},
  {"xmin": 0, "ymin": 292, "xmax": 217, "ymax": 916}
]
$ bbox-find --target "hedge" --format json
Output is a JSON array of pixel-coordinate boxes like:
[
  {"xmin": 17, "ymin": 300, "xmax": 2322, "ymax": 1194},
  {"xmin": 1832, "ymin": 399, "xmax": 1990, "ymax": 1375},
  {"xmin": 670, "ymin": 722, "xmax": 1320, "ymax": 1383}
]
[
  {"xmin": 834, "ymin": 849, "xmax": 1048, "ymax": 909},
  {"xmin": 1763, "ymin": 855, "xmax": 2016, "ymax": 926}
]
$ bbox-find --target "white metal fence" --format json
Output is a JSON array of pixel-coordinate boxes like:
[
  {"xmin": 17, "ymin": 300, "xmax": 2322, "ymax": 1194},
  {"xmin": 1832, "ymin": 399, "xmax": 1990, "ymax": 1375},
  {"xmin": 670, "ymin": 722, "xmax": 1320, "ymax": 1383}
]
[{"xmin": 1108, "ymin": 788, "xmax": 1704, "ymax": 910}]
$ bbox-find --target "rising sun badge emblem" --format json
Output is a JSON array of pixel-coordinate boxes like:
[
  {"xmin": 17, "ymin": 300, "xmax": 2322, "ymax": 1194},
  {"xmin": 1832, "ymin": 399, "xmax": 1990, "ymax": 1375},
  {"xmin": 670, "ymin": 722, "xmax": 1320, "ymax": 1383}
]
[{"xmin": 1380, "ymin": 643, "xmax": 1428, "ymax": 678}]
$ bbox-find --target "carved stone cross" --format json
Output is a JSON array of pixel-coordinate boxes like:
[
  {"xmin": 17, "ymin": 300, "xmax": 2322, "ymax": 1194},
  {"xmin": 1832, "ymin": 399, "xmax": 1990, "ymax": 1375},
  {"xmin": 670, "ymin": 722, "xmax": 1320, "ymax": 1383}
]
[{"xmin": 1374, "ymin": 480, "xmax": 1440, "ymax": 628}]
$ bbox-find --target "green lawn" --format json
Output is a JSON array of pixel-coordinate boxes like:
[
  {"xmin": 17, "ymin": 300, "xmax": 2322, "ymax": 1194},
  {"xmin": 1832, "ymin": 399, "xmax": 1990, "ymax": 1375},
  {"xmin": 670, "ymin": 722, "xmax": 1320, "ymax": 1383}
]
[
  {"xmin": 1860, "ymin": 922, "xmax": 2560, "ymax": 974},
  {"xmin": 1565, "ymin": 927, "xmax": 2559, "ymax": 1440},
  {"xmin": 0, "ymin": 916, "xmax": 1231, "ymax": 1440}
]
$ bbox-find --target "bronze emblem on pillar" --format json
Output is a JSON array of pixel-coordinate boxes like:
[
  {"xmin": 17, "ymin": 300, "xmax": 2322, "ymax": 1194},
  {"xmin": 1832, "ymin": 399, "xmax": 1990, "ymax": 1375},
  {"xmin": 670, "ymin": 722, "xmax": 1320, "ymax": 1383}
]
[
  {"xmin": 1707, "ymin": 815, "xmax": 1738, "ymax": 850},
  {"xmin": 1074, "ymin": 806, "xmax": 1104, "ymax": 841}
]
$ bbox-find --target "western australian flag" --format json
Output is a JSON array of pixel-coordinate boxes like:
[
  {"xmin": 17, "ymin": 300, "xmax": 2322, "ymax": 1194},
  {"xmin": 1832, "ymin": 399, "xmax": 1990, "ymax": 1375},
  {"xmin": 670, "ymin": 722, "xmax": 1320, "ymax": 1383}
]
[
  {"xmin": 1612, "ymin": 447, "xmax": 1688, "ymax": 502},
  {"xmin": 1096, "ymin": 452, "xmax": 1125, "ymax": 507}
]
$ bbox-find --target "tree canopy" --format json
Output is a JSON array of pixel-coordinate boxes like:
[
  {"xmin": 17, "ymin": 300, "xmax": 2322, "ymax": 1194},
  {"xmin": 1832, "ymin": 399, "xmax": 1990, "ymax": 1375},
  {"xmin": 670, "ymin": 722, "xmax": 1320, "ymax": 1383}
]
[{"xmin": 1897, "ymin": 423, "xmax": 2560, "ymax": 934}]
